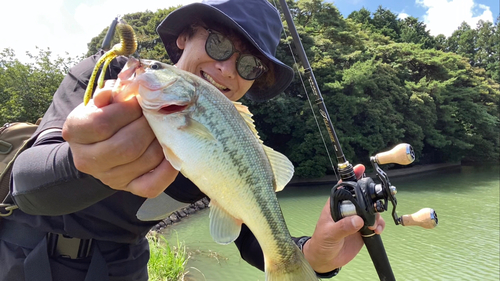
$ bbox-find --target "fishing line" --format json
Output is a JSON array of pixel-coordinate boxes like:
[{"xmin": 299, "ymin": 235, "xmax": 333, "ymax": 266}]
[{"xmin": 271, "ymin": 0, "xmax": 339, "ymax": 181}]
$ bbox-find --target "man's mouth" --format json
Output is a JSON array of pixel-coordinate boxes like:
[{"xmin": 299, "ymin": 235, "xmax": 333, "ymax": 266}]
[{"xmin": 202, "ymin": 71, "xmax": 229, "ymax": 92}]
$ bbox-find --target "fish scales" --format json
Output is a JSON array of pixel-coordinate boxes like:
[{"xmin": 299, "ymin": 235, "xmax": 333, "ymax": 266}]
[
  {"xmin": 121, "ymin": 59, "xmax": 318, "ymax": 280},
  {"xmin": 196, "ymin": 86, "xmax": 291, "ymax": 250}
]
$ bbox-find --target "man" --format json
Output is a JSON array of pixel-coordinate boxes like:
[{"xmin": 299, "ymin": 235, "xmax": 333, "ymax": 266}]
[{"xmin": 1, "ymin": 0, "xmax": 384, "ymax": 280}]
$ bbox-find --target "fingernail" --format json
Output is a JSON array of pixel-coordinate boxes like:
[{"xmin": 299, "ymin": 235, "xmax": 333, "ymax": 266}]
[{"xmin": 352, "ymin": 217, "xmax": 363, "ymax": 229}]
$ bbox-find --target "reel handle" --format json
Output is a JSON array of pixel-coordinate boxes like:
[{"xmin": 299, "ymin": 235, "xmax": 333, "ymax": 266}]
[
  {"xmin": 374, "ymin": 143, "xmax": 415, "ymax": 165},
  {"xmin": 400, "ymin": 208, "xmax": 438, "ymax": 229}
]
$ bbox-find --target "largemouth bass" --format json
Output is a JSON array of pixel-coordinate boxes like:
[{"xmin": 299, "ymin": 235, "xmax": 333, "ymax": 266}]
[{"xmin": 118, "ymin": 58, "xmax": 318, "ymax": 281}]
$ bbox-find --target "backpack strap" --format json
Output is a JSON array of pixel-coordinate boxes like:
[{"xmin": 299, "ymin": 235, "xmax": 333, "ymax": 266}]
[
  {"xmin": 0, "ymin": 138, "xmax": 32, "ymax": 216},
  {"xmin": 0, "ymin": 126, "xmax": 62, "ymax": 216}
]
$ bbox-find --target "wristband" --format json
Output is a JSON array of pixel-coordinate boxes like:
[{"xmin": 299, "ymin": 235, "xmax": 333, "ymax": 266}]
[{"xmin": 294, "ymin": 236, "xmax": 341, "ymax": 278}]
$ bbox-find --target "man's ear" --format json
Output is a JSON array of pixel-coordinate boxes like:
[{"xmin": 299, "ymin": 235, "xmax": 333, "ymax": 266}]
[{"xmin": 176, "ymin": 34, "xmax": 187, "ymax": 50}]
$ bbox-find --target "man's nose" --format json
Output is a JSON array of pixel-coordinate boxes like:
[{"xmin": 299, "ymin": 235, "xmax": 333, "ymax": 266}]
[{"xmin": 216, "ymin": 53, "xmax": 238, "ymax": 79}]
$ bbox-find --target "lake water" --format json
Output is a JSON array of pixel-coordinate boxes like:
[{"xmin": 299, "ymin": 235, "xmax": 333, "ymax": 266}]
[{"xmin": 161, "ymin": 165, "xmax": 500, "ymax": 281}]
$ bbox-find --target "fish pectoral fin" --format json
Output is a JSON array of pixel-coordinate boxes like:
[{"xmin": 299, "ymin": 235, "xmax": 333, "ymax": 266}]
[
  {"xmin": 162, "ymin": 145, "xmax": 183, "ymax": 171},
  {"xmin": 209, "ymin": 201, "xmax": 242, "ymax": 245},
  {"xmin": 184, "ymin": 117, "xmax": 216, "ymax": 142},
  {"xmin": 263, "ymin": 146, "xmax": 295, "ymax": 192}
]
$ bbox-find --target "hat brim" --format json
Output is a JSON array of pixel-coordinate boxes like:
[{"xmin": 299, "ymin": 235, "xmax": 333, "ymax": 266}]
[{"xmin": 157, "ymin": 3, "xmax": 294, "ymax": 102}]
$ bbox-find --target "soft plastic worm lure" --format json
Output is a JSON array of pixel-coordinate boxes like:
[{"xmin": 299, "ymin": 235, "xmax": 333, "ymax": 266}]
[{"xmin": 83, "ymin": 19, "xmax": 137, "ymax": 105}]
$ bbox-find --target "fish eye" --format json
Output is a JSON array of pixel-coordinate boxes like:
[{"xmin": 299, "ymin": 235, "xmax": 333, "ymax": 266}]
[{"xmin": 151, "ymin": 62, "xmax": 162, "ymax": 70}]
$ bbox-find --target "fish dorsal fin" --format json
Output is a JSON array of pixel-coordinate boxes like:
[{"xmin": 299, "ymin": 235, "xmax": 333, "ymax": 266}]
[
  {"xmin": 232, "ymin": 102, "xmax": 262, "ymax": 144},
  {"xmin": 232, "ymin": 101, "xmax": 294, "ymax": 192},
  {"xmin": 209, "ymin": 200, "xmax": 242, "ymax": 245},
  {"xmin": 263, "ymin": 146, "xmax": 295, "ymax": 192}
]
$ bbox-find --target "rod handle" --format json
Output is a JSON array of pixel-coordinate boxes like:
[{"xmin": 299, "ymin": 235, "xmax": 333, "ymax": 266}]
[
  {"xmin": 400, "ymin": 208, "xmax": 438, "ymax": 229},
  {"xmin": 374, "ymin": 143, "xmax": 415, "ymax": 165},
  {"xmin": 361, "ymin": 229, "xmax": 396, "ymax": 281}
]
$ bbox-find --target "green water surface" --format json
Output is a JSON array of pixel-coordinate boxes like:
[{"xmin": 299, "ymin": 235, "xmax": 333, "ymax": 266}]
[{"xmin": 162, "ymin": 165, "xmax": 500, "ymax": 281}]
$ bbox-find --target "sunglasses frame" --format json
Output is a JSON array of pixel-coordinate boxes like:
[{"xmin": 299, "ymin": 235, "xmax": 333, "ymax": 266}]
[{"xmin": 205, "ymin": 29, "xmax": 268, "ymax": 80}]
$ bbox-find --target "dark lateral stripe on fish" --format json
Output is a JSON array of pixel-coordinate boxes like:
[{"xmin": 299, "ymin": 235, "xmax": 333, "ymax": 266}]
[{"xmin": 198, "ymin": 92, "xmax": 294, "ymax": 259}]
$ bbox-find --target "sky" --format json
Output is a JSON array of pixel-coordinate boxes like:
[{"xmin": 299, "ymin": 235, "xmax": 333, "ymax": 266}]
[{"xmin": 1, "ymin": 0, "xmax": 498, "ymax": 63}]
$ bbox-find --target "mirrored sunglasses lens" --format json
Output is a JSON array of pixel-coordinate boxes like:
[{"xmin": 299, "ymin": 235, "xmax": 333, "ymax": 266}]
[
  {"xmin": 206, "ymin": 33, "xmax": 233, "ymax": 60},
  {"xmin": 238, "ymin": 55, "xmax": 265, "ymax": 80}
]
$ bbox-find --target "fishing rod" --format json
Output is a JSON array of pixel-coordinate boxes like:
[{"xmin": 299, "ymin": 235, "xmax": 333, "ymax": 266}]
[
  {"xmin": 276, "ymin": 1, "xmax": 438, "ymax": 280},
  {"xmin": 101, "ymin": 17, "xmax": 119, "ymax": 51}
]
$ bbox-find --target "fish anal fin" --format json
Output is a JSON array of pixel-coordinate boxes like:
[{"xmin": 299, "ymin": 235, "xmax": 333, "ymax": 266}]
[
  {"xmin": 209, "ymin": 200, "xmax": 242, "ymax": 245},
  {"xmin": 263, "ymin": 146, "xmax": 295, "ymax": 192}
]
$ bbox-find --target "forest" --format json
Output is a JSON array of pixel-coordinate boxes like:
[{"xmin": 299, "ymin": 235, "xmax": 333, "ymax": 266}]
[{"xmin": 1, "ymin": 0, "xmax": 498, "ymax": 178}]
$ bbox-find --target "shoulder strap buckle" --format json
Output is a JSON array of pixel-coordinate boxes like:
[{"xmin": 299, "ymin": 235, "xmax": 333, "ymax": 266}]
[{"xmin": 0, "ymin": 202, "xmax": 18, "ymax": 217}]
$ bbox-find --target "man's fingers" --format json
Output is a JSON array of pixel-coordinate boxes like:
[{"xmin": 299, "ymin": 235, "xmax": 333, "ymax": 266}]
[
  {"xmin": 63, "ymin": 97, "xmax": 142, "ymax": 144},
  {"xmin": 320, "ymin": 199, "xmax": 364, "ymax": 238},
  {"xmin": 72, "ymin": 116, "xmax": 156, "ymax": 173},
  {"xmin": 93, "ymin": 81, "xmax": 116, "ymax": 107},
  {"xmin": 126, "ymin": 159, "xmax": 179, "ymax": 198},
  {"xmin": 353, "ymin": 164, "xmax": 365, "ymax": 179},
  {"xmin": 367, "ymin": 213, "xmax": 386, "ymax": 234}
]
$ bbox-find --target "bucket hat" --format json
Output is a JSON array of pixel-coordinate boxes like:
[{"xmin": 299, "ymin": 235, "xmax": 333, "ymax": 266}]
[{"xmin": 156, "ymin": 0, "xmax": 294, "ymax": 101}]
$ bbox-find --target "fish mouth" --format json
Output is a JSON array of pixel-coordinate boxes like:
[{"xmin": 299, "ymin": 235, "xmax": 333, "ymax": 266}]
[
  {"xmin": 158, "ymin": 104, "xmax": 188, "ymax": 114},
  {"xmin": 201, "ymin": 71, "xmax": 229, "ymax": 92}
]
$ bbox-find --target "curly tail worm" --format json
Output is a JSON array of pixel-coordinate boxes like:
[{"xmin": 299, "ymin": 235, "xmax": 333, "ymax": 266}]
[{"xmin": 83, "ymin": 18, "xmax": 137, "ymax": 105}]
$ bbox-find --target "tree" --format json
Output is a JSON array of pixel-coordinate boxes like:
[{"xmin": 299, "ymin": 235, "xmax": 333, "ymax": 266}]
[
  {"xmin": 77, "ymin": 1, "xmax": 500, "ymax": 177},
  {"xmin": 398, "ymin": 16, "xmax": 436, "ymax": 49},
  {"xmin": 371, "ymin": 6, "xmax": 401, "ymax": 40},
  {"xmin": 0, "ymin": 48, "xmax": 77, "ymax": 124},
  {"xmin": 347, "ymin": 8, "xmax": 372, "ymax": 25}
]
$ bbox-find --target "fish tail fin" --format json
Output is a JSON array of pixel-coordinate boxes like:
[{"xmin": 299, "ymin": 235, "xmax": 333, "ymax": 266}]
[{"xmin": 265, "ymin": 247, "xmax": 318, "ymax": 281}]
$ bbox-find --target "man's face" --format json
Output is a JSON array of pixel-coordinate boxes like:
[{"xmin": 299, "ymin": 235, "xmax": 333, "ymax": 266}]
[{"xmin": 174, "ymin": 27, "xmax": 255, "ymax": 101}]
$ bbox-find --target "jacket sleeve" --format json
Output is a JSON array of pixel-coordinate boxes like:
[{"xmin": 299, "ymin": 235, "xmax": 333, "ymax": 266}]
[
  {"xmin": 11, "ymin": 131, "xmax": 116, "ymax": 216},
  {"xmin": 11, "ymin": 52, "xmax": 127, "ymax": 216},
  {"xmin": 235, "ymin": 224, "xmax": 265, "ymax": 271}
]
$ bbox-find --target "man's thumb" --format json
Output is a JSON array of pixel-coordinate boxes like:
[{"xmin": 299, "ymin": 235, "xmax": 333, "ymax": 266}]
[{"xmin": 346, "ymin": 215, "xmax": 364, "ymax": 233}]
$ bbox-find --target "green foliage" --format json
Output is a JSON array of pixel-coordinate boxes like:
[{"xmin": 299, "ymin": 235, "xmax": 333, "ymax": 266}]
[
  {"xmin": 264, "ymin": 1, "xmax": 499, "ymax": 176},
  {"xmin": 1, "ymin": 1, "xmax": 498, "ymax": 178},
  {"xmin": 147, "ymin": 234, "xmax": 189, "ymax": 281},
  {"xmin": 86, "ymin": 7, "xmax": 179, "ymax": 63},
  {"xmin": 0, "ymin": 48, "xmax": 78, "ymax": 124}
]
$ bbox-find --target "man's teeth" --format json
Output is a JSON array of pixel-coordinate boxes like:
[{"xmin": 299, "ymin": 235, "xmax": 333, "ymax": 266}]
[{"xmin": 203, "ymin": 72, "xmax": 228, "ymax": 90}]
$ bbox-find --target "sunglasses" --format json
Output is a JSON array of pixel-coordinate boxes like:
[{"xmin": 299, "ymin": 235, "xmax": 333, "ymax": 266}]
[{"xmin": 205, "ymin": 29, "xmax": 268, "ymax": 80}]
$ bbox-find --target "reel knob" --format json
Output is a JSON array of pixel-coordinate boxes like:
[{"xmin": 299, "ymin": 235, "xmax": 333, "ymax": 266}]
[
  {"xmin": 374, "ymin": 143, "xmax": 415, "ymax": 165},
  {"xmin": 400, "ymin": 208, "xmax": 438, "ymax": 229}
]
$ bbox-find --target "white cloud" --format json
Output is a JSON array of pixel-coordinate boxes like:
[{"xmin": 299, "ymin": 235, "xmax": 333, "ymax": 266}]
[
  {"xmin": 1, "ymin": 0, "xmax": 200, "ymax": 63},
  {"xmin": 398, "ymin": 12, "xmax": 410, "ymax": 20},
  {"xmin": 416, "ymin": 0, "xmax": 494, "ymax": 37}
]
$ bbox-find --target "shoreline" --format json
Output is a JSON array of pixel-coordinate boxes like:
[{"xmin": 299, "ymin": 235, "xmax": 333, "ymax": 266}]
[
  {"xmin": 287, "ymin": 162, "xmax": 462, "ymax": 186},
  {"xmin": 151, "ymin": 162, "xmax": 462, "ymax": 232}
]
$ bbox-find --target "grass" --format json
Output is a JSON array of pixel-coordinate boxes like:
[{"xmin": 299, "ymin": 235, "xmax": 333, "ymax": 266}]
[{"xmin": 147, "ymin": 232, "xmax": 190, "ymax": 281}]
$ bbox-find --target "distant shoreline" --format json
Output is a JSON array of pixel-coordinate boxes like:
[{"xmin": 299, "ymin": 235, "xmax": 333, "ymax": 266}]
[
  {"xmin": 287, "ymin": 162, "xmax": 462, "ymax": 186},
  {"xmin": 152, "ymin": 162, "xmax": 462, "ymax": 232}
]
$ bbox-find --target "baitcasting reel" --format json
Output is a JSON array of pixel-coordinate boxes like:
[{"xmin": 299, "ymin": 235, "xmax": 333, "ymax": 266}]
[{"xmin": 330, "ymin": 143, "xmax": 438, "ymax": 281}]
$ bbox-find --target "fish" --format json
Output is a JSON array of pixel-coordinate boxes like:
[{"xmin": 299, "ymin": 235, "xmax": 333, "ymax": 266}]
[{"xmin": 116, "ymin": 58, "xmax": 318, "ymax": 281}]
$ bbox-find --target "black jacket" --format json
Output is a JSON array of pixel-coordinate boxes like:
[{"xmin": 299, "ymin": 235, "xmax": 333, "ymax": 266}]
[{"xmin": 8, "ymin": 51, "xmax": 266, "ymax": 271}]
